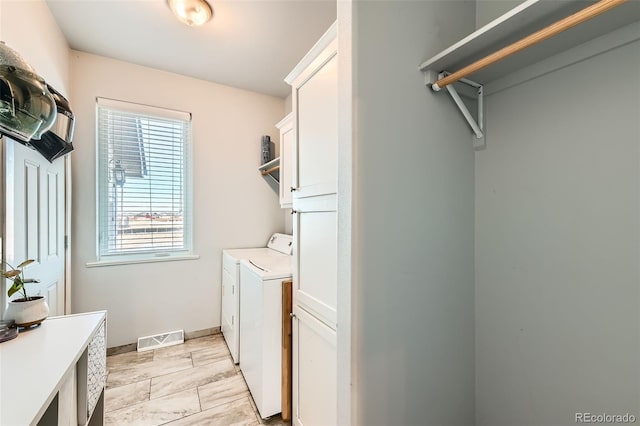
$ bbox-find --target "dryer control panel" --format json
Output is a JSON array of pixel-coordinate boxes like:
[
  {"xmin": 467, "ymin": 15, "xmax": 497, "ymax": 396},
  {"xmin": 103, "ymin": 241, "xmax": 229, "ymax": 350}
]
[{"xmin": 267, "ymin": 233, "xmax": 293, "ymax": 255}]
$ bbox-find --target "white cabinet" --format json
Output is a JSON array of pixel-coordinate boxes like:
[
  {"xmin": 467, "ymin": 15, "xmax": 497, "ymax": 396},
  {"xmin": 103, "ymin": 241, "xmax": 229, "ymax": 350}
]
[
  {"xmin": 0, "ymin": 311, "xmax": 107, "ymax": 426},
  {"xmin": 292, "ymin": 305, "xmax": 337, "ymax": 426},
  {"xmin": 287, "ymin": 27, "xmax": 338, "ymax": 199},
  {"xmin": 276, "ymin": 113, "xmax": 295, "ymax": 208},
  {"xmin": 293, "ymin": 195, "xmax": 337, "ymax": 328},
  {"xmin": 286, "ymin": 21, "xmax": 338, "ymax": 426},
  {"xmin": 77, "ymin": 319, "xmax": 107, "ymax": 425}
]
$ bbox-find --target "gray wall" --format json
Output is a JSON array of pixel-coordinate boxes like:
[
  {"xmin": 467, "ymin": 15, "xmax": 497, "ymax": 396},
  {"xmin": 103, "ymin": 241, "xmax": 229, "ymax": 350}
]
[
  {"xmin": 475, "ymin": 33, "xmax": 640, "ymax": 425},
  {"xmin": 351, "ymin": 1, "xmax": 476, "ymax": 424},
  {"xmin": 475, "ymin": 0, "xmax": 525, "ymax": 28}
]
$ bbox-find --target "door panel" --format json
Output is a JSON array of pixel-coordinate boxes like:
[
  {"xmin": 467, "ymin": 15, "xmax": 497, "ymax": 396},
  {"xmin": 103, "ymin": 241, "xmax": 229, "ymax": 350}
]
[
  {"xmin": 25, "ymin": 160, "xmax": 40, "ymax": 262},
  {"xmin": 280, "ymin": 116, "xmax": 295, "ymax": 207},
  {"xmin": 296, "ymin": 211, "xmax": 337, "ymax": 327},
  {"xmin": 5, "ymin": 140, "xmax": 65, "ymax": 316},
  {"xmin": 294, "ymin": 47, "xmax": 338, "ymax": 199},
  {"xmin": 293, "ymin": 194, "xmax": 337, "ymax": 329},
  {"xmin": 47, "ymin": 283, "xmax": 58, "ymax": 315},
  {"xmin": 47, "ymin": 171, "xmax": 59, "ymax": 257},
  {"xmin": 293, "ymin": 305, "xmax": 336, "ymax": 426}
]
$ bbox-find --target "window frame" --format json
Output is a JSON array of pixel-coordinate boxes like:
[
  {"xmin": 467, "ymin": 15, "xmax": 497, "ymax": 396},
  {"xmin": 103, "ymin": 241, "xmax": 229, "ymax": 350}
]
[{"xmin": 94, "ymin": 97, "xmax": 194, "ymax": 264}]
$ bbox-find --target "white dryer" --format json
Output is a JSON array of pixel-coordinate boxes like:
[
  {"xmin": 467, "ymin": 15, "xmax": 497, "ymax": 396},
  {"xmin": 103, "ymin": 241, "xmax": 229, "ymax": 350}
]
[
  {"xmin": 239, "ymin": 255, "xmax": 292, "ymax": 419},
  {"xmin": 221, "ymin": 233, "xmax": 292, "ymax": 364}
]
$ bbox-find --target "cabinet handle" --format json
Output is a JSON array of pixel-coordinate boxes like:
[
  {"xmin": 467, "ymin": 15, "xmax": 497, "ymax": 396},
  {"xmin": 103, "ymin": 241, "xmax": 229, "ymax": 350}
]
[
  {"xmin": 291, "ymin": 210, "xmax": 298, "ymax": 215},
  {"xmin": 289, "ymin": 313, "xmax": 296, "ymax": 319}
]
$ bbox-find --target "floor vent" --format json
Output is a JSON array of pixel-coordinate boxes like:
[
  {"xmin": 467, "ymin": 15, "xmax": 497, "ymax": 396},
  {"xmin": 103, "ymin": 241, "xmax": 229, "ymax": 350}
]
[{"xmin": 137, "ymin": 329, "xmax": 184, "ymax": 352}]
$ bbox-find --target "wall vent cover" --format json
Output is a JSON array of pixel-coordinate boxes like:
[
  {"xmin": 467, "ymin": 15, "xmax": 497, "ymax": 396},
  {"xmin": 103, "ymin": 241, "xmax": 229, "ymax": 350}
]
[{"xmin": 137, "ymin": 329, "xmax": 184, "ymax": 352}]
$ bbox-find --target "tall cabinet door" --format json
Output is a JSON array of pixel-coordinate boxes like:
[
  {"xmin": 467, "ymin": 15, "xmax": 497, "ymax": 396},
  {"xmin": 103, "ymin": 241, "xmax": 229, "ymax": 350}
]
[
  {"xmin": 293, "ymin": 195, "xmax": 337, "ymax": 328},
  {"xmin": 290, "ymin": 35, "xmax": 338, "ymax": 199},
  {"xmin": 292, "ymin": 305, "xmax": 337, "ymax": 426}
]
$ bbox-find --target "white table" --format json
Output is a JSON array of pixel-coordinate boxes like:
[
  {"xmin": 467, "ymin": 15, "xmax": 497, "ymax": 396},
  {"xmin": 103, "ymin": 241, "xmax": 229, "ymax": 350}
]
[{"xmin": 0, "ymin": 311, "xmax": 107, "ymax": 426}]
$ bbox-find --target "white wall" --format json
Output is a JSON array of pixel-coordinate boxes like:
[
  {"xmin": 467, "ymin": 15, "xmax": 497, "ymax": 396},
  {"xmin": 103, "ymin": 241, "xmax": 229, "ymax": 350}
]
[
  {"xmin": 70, "ymin": 51, "xmax": 285, "ymax": 347},
  {"xmin": 284, "ymin": 93, "xmax": 293, "ymax": 114},
  {"xmin": 350, "ymin": 1, "xmax": 476, "ymax": 424},
  {"xmin": 0, "ymin": 0, "xmax": 71, "ymax": 316},
  {"xmin": 475, "ymin": 27, "xmax": 640, "ymax": 425},
  {"xmin": 0, "ymin": 0, "xmax": 70, "ymax": 96}
]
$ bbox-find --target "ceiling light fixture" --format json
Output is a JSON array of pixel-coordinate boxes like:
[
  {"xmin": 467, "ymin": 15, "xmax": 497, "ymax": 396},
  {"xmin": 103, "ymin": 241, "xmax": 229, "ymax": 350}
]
[{"xmin": 167, "ymin": 0, "xmax": 213, "ymax": 27}]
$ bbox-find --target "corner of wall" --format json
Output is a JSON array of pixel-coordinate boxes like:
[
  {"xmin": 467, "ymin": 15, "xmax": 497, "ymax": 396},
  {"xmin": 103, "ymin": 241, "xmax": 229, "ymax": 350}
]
[
  {"xmin": 0, "ymin": 0, "xmax": 71, "ymax": 95},
  {"xmin": 284, "ymin": 93, "xmax": 293, "ymax": 115}
]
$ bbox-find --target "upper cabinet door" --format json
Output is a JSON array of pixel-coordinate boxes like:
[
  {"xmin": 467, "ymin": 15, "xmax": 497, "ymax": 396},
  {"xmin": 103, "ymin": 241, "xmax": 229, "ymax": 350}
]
[
  {"xmin": 288, "ymin": 28, "xmax": 338, "ymax": 200},
  {"xmin": 276, "ymin": 113, "xmax": 295, "ymax": 208}
]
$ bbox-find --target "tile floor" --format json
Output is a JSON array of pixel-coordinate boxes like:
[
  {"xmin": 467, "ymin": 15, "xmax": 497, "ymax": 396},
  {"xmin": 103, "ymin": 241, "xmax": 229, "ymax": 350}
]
[{"xmin": 105, "ymin": 334, "xmax": 290, "ymax": 426}]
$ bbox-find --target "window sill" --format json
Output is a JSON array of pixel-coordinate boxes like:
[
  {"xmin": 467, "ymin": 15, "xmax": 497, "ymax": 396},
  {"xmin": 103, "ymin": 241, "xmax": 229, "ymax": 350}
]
[{"xmin": 85, "ymin": 254, "xmax": 200, "ymax": 268}]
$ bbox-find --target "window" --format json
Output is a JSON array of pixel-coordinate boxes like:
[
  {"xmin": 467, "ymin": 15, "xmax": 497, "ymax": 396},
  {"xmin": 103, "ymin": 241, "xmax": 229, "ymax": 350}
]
[{"xmin": 96, "ymin": 98, "xmax": 192, "ymax": 261}]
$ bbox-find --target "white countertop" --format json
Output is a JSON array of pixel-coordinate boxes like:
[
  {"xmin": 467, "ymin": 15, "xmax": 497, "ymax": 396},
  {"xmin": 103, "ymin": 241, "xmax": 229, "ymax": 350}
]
[{"xmin": 0, "ymin": 311, "xmax": 107, "ymax": 426}]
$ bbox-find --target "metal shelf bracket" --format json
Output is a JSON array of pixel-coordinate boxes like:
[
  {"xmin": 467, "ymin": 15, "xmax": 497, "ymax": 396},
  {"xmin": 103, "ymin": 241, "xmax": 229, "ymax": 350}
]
[
  {"xmin": 426, "ymin": 71, "xmax": 485, "ymax": 149},
  {"xmin": 258, "ymin": 157, "xmax": 280, "ymax": 184}
]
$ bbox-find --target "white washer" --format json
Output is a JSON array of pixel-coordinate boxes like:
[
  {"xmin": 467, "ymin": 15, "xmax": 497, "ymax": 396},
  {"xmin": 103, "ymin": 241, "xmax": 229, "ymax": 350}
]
[
  {"xmin": 239, "ymin": 255, "xmax": 292, "ymax": 419},
  {"xmin": 221, "ymin": 233, "xmax": 292, "ymax": 364}
]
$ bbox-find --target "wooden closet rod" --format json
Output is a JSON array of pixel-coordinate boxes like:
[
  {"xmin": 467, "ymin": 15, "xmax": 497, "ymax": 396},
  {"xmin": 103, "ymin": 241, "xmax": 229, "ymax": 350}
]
[
  {"xmin": 432, "ymin": 0, "xmax": 628, "ymax": 91},
  {"xmin": 261, "ymin": 165, "xmax": 280, "ymax": 175}
]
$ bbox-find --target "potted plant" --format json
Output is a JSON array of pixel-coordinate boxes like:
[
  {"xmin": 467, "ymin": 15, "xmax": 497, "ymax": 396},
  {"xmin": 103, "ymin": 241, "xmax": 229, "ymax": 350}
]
[{"xmin": 2, "ymin": 259, "xmax": 49, "ymax": 327}]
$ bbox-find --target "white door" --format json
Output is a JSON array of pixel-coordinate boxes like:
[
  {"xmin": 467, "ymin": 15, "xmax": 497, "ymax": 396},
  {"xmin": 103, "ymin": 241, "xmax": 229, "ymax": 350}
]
[
  {"xmin": 4, "ymin": 139, "xmax": 65, "ymax": 316},
  {"xmin": 292, "ymin": 304, "xmax": 337, "ymax": 426}
]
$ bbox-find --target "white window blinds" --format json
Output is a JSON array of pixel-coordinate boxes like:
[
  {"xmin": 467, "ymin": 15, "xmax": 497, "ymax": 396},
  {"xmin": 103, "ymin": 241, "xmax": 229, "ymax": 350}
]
[{"xmin": 97, "ymin": 98, "xmax": 192, "ymax": 259}]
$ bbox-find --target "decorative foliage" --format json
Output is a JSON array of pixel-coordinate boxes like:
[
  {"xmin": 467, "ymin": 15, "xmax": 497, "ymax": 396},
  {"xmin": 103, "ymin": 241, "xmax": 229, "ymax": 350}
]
[{"xmin": 1, "ymin": 259, "xmax": 37, "ymax": 300}]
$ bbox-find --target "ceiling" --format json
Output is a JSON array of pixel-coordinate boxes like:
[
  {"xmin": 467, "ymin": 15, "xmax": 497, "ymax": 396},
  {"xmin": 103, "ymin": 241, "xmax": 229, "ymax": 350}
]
[{"xmin": 45, "ymin": 0, "xmax": 336, "ymax": 98}]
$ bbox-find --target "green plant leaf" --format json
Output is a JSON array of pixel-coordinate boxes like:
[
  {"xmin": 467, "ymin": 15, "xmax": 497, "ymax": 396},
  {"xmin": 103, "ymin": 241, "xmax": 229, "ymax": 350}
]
[
  {"xmin": 7, "ymin": 280, "xmax": 23, "ymax": 298},
  {"xmin": 17, "ymin": 259, "xmax": 34, "ymax": 268}
]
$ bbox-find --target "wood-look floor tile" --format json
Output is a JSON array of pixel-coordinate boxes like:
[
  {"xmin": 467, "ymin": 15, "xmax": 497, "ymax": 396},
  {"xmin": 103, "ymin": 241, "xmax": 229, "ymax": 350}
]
[
  {"xmin": 104, "ymin": 388, "xmax": 200, "ymax": 426},
  {"xmin": 150, "ymin": 358, "xmax": 236, "ymax": 399},
  {"xmin": 107, "ymin": 349, "xmax": 154, "ymax": 371},
  {"xmin": 106, "ymin": 353, "xmax": 193, "ymax": 389},
  {"xmin": 103, "ymin": 335, "xmax": 271, "ymax": 425},
  {"xmin": 105, "ymin": 380, "xmax": 150, "ymax": 413},
  {"xmin": 164, "ymin": 396, "xmax": 259, "ymax": 426},
  {"xmin": 154, "ymin": 335, "xmax": 221, "ymax": 359},
  {"xmin": 198, "ymin": 374, "xmax": 250, "ymax": 410},
  {"xmin": 191, "ymin": 342, "xmax": 233, "ymax": 367}
]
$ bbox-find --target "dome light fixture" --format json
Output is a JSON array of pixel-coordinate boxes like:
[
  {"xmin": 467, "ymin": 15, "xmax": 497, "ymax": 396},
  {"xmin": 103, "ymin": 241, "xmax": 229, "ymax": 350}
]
[{"xmin": 167, "ymin": 0, "xmax": 213, "ymax": 27}]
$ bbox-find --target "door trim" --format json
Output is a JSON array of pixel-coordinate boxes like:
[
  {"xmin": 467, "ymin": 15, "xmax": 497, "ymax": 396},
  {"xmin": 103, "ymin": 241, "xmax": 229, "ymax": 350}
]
[
  {"xmin": 0, "ymin": 137, "xmax": 5, "ymax": 317},
  {"xmin": 64, "ymin": 154, "xmax": 72, "ymax": 314}
]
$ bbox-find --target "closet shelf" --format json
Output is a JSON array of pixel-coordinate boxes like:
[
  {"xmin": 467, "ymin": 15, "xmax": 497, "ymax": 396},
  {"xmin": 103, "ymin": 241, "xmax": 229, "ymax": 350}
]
[
  {"xmin": 419, "ymin": 0, "xmax": 640, "ymax": 87},
  {"xmin": 259, "ymin": 157, "xmax": 280, "ymax": 183}
]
